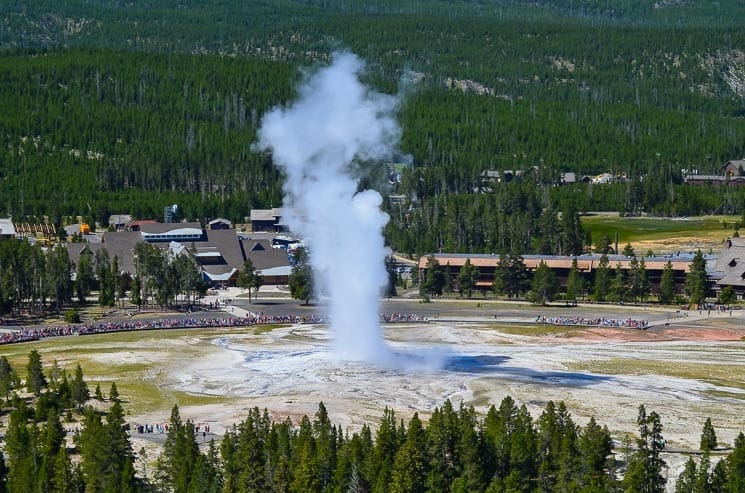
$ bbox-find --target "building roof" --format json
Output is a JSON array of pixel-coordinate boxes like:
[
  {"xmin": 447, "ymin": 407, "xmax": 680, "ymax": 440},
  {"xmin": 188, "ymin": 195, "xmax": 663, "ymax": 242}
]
[
  {"xmin": 418, "ymin": 253, "xmax": 694, "ymax": 272},
  {"xmin": 127, "ymin": 219, "xmax": 158, "ymax": 228},
  {"xmin": 100, "ymin": 231, "xmax": 142, "ymax": 273},
  {"xmin": 108, "ymin": 214, "xmax": 132, "ymax": 227},
  {"xmin": 250, "ymin": 208, "xmax": 283, "ymax": 222},
  {"xmin": 0, "ymin": 218, "xmax": 17, "ymax": 236},
  {"xmin": 711, "ymin": 237, "xmax": 745, "ymax": 288},
  {"xmin": 241, "ymin": 238, "xmax": 292, "ymax": 271},
  {"xmin": 138, "ymin": 222, "xmax": 202, "ymax": 235},
  {"xmin": 257, "ymin": 265, "xmax": 292, "ymax": 277},
  {"xmin": 208, "ymin": 218, "xmax": 232, "ymax": 226}
]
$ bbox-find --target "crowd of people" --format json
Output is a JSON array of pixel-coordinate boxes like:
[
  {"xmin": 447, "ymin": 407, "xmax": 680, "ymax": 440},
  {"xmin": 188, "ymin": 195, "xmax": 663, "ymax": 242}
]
[
  {"xmin": 535, "ymin": 315, "xmax": 649, "ymax": 329},
  {"xmin": 0, "ymin": 311, "xmax": 431, "ymax": 346},
  {"xmin": 380, "ymin": 312, "xmax": 428, "ymax": 323}
]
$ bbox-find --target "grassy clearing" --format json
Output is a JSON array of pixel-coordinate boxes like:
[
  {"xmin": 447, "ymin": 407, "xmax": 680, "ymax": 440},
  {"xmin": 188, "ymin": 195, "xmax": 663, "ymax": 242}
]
[
  {"xmin": 582, "ymin": 215, "xmax": 738, "ymax": 253},
  {"xmin": 567, "ymin": 358, "xmax": 745, "ymax": 394},
  {"xmin": 1, "ymin": 325, "xmax": 254, "ymax": 415}
]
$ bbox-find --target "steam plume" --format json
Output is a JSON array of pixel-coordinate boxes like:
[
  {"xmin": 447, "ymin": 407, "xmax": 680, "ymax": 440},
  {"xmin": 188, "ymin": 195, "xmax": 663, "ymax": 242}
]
[{"xmin": 255, "ymin": 52, "xmax": 399, "ymax": 363}]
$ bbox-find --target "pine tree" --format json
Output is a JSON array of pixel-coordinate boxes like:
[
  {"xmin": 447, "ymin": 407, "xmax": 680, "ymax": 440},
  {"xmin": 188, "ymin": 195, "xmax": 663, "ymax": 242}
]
[
  {"xmin": 529, "ymin": 260, "xmax": 559, "ymax": 305},
  {"xmin": 593, "ymin": 254, "xmax": 611, "ymax": 302},
  {"xmin": 109, "ymin": 381, "xmax": 119, "ymax": 402},
  {"xmin": 577, "ymin": 417, "xmax": 614, "ymax": 491},
  {"xmin": 0, "ymin": 355, "xmax": 16, "ymax": 402},
  {"xmin": 236, "ymin": 258, "xmax": 262, "ymax": 303},
  {"xmin": 700, "ymin": 417, "xmax": 717, "ymax": 453},
  {"xmin": 288, "ymin": 247, "xmax": 313, "ymax": 304},
  {"xmin": 371, "ymin": 407, "xmax": 402, "ymax": 493},
  {"xmin": 426, "ymin": 401, "xmax": 458, "ymax": 492},
  {"xmin": 658, "ymin": 261, "xmax": 675, "ymax": 304},
  {"xmin": 25, "ymin": 349, "xmax": 47, "ymax": 396},
  {"xmin": 456, "ymin": 259, "xmax": 478, "ymax": 298},
  {"xmin": 565, "ymin": 258, "xmax": 584, "ymax": 303},
  {"xmin": 71, "ymin": 363, "xmax": 90, "ymax": 408},
  {"xmin": 727, "ymin": 432, "xmax": 745, "ymax": 492},
  {"xmin": 693, "ymin": 453, "xmax": 712, "ymax": 493},
  {"xmin": 4, "ymin": 401, "xmax": 39, "ymax": 493},
  {"xmin": 685, "ymin": 250, "xmax": 709, "ymax": 306},
  {"xmin": 675, "ymin": 457, "xmax": 696, "ymax": 493},
  {"xmin": 422, "ymin": 257, "xmax": 447, "ymax": 298},
  {"xmin": 390, "ymin": 413, "xmax": 427, "ymax": 493},
  {"xmin": 452, "ymin": 406, "xmax": 487, "ymax": 493},
  {"xmin": 623, "ymin": 405, "xmax": 666, "ymax": 493},
  {"xmin": 610, "ymin": 262, "xmax": 627, "ymax": 302}
]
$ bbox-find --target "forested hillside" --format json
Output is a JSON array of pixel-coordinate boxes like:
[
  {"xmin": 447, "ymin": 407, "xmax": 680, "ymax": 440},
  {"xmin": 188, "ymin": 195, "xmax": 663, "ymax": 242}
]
[{"xmin": 2, "ymin": 0, "xmax": 745, "ymax": 253}]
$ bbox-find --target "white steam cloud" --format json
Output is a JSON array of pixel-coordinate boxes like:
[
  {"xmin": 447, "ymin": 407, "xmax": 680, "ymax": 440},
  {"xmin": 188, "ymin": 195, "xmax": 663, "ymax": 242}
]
[{"xmin": 254, "ymin": 52, "xmax": 399, "ymax": 364}]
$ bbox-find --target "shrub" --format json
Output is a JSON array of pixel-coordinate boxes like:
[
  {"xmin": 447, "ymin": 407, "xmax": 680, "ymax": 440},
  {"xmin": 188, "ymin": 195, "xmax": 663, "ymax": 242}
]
[{"xmin": 64, "ymin": 308, "xmax": 81, "ymax": 323}]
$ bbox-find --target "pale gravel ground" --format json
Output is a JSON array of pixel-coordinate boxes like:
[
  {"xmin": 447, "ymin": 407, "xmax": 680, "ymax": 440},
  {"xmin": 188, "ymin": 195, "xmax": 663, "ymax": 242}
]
[{"xmin": 119, "ymin": 317, "xmax": 744, "ymax": 492}]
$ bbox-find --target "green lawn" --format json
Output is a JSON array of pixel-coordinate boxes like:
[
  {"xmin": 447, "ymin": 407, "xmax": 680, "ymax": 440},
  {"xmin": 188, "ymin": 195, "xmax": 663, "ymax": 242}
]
[{"xmin": 582, "ymin": 214, "xmax": 740, "ymax": 253}]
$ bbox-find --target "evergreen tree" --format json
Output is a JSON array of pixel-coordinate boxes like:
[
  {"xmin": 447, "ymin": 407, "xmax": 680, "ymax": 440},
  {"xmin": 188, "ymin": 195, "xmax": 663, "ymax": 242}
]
[
  {"xmin": 39, "ymin": 408, "xmax": 65, "ymax": 491},
  {"xmin": 623, "ymin": 405, "xmax": 666, "ymax": 493},
  {"xmin": 75, "ymin": 249, "xmax": 95, "ymax": 303},
  {"xmin": 495, "ymin": 252, "xmax": 529, "ymax": 299},
  {"xmin": 288, "ymin": 247, "xmax": 313, "ymax": 304},
  {"xmin": 593, "ymin": 254, "xmax": 611, "ymax": 302},
  {"xmin": 71, "ymin": 363, "xmax": 90, "ymax": 408},
  {"xmin": 578, "ymin": 417, "xmax": 614, "ymax": 491},
  {"xmin": 638, "ymin": 257, "xmax": 650, "ymax": 302},
  {"xmin": 0, "ymin": 355, "xmax": 16, "ymax": 402},
  {"xmin": 96, "ymin": 248, "xmax": 116, "ymax": 308},
  {"xmin": 675, "ymin": 457, "xmax": 697, "ymax": 493},
  {"xmin": 370, "ymin": 407, "xmax": 403, "ymax": 493},
  {"xmin": 390, "ymin": 413, "xmax": 427, "ymax": 493},
  {"xmin": 130, "ymin": 275, "xmax": 142, "ymax": 309},
  {"xmin": 426, "ymin": 400, "xmax": 458, "ymax": 492},
  {"xmin": 443, "ymin": 262, "xmax": 454, "ymax": 297},
  {"xmin": 529, "ymin": 260, "xmax": 559, "ymax": 305},
  {"xmin": 422, "ymin": 256, "xmax": 447, "ymax": 298},
  {"xmin": 727, "ymin": 432, "xmax": 745, "ymax": 493},
  {"xmin": 719, "ymin": 285, "xmax": 736, "ymax": 305},
  {"xmin": 659, "ymin": 261, "xmax": 676, "ymax": 304},
  {"xmin": 159, "ymin": 405, "xmax": 202, "ymax": 493},
  {"xmin": 693, "ymin": 453, "xmax": 712, "ymax": 493},
  {"xmin": 685, "ymin": 250, "xmax": 709, "ymax": 306},
  {"xmin": 700, "ymin": 417, "xmax": 717, "ymax": 453},
  {"xmin": 565, "ymin": 258, "xmax": 584, "ymax": 303},
  {"xmin": 236, "ymin": 258, "xmax": 263, "ymax": 303},
  {"xmin": 709, "ymin": 459, "xmax": 728, "ymax": 493},
  {"xmin": 26, "ymin": 349, "xmax": 47, "ymax": 396},
  {"xmin": 5, "ymin": 401, "xmax": 40, "ymax": 493},
  {"xmin": 109, "ymin": 381, "xmax": 120, "ymax": 402},
  {"xmin": 610, "ymin": 262, "xmax": 627, "ymax": 302},
  {"xmin": 452, "ymin": 406, "xmax": 487, "ymax": 493},
  {"xmin": 560, "ymin": 208, "xmax": 584, "ymax": 256},
  {"xmin": 456, "ymin": 258, "xmax": 478, "ymax": 298}
]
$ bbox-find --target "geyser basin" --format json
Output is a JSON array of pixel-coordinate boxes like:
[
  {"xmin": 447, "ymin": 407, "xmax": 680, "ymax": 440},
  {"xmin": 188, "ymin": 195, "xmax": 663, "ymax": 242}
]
[{"xmin": 168, "ymin": 321, "xmax": 745, "ymax": 446}]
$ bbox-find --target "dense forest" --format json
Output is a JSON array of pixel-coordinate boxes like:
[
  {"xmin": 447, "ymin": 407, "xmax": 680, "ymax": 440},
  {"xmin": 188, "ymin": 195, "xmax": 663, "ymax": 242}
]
[
  {"xmin": 2, "ymin": 1, "xmax": 745, "ymax": 254},
  {"xmin": 1, "ymin": 349, "xmax": 745, "ymax": 492}
]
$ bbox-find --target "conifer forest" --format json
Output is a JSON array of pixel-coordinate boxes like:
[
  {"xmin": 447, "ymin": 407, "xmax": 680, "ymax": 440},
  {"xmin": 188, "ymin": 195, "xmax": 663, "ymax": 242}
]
[
  {"xmin": 3, "ymin": 2, "xmax": 745, "ymax": 492},
  {"xmin": 2, "ymin": 1, "xmax": 745, "ymax": 254}
]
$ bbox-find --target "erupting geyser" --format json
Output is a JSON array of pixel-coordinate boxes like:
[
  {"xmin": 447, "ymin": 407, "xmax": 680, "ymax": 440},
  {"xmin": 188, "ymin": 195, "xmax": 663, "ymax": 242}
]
[{"xmin": 254, "ymin": 52, "xmax": 401, "ymax": 364}]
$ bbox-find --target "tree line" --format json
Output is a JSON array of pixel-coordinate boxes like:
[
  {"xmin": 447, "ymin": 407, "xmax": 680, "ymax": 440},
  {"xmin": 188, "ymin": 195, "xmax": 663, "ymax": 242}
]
[
  {"xmin": 0, "ymin": 239, "xmax": 210, "ymax": 320},
  {"xmin": 419, "ymin": 249, "xmax": 721, "ymax": 306},
  {"xmin": 1, "ymin": 349, "xmax": 745, "ymax": 492},
  {"xmin": 4, "ymin": 2, "xmax": 745, "ymax": 256}
]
